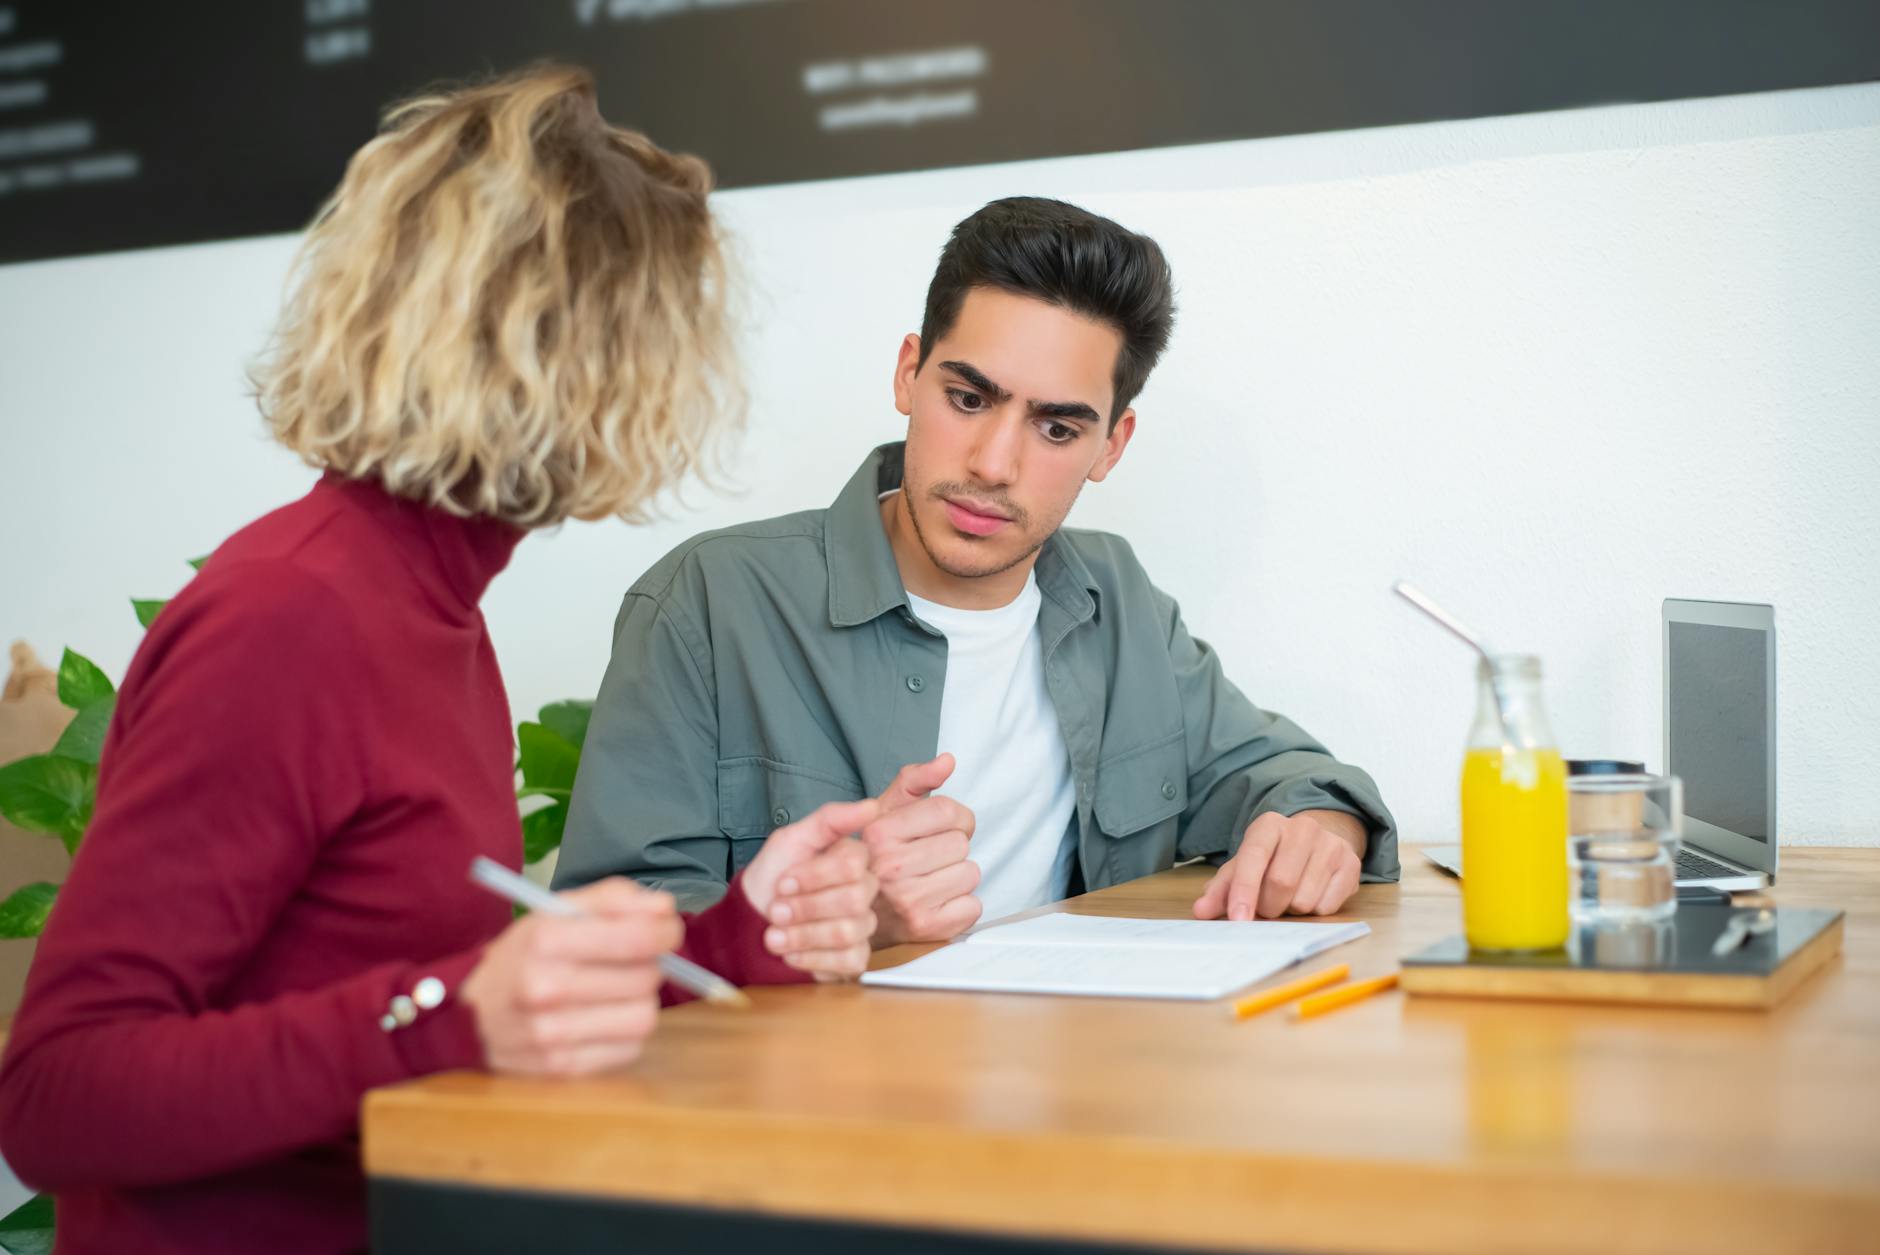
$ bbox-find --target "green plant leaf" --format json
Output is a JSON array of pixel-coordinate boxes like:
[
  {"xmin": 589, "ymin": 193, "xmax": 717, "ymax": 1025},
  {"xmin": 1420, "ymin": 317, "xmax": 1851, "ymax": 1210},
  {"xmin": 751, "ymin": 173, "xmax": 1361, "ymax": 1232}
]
[
  {"xmin": 515, "ymin": 785, "xmax": 571, "ymax": 802},
  {"xmin": 0, "ymin": 754, "xmax": 94, "ymax": 853},
  {"xmin": 187, "ymin": 554, "xmax": 210, "ymax": 571},
  {"xmin": 537, "ymin": 700, "xmax": 593, "ymax": 751},
  {"xmin": 132, "ymin": 598, "xmax": 167, "ymax": 628},
  {"xmin": 57, "ymin": 649, "xmax": 114, "ymax": 710},
  {"xmin": 516, "ymin": 722, "xmax": 580, "ymax": 792},
  {"xmin": 51, "ymin": 695, "xmax": 115, "ymax": 765},
  {"xmin": 0, "ymin": 883, "xmax": 58, "ymax": 940},
  {"xmin": 0, "ymin": 1192, "xmax": 54, "ymax": 1255},
  {"xmin": 522, "ymin": 801, "xmax": 567, "ymax": 864}
]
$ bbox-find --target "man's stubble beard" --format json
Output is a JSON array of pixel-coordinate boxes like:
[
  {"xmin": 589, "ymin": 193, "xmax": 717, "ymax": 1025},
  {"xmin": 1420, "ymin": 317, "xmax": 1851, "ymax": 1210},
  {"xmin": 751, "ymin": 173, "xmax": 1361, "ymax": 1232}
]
[{"xmin": 900, "ymin": 473, "xmax": 1058, "ymax": 583}]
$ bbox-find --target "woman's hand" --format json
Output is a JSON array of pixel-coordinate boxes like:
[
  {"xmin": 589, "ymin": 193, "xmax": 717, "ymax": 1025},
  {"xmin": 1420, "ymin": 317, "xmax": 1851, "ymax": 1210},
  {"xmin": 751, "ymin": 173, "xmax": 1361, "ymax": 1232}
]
[
  {"xmin": 740, "ymin": 799, "xmax": 881, "ymax": 981},
  {"xmin": 461, "ymin": 878, "xmax": 680, "ymax": 1077}
]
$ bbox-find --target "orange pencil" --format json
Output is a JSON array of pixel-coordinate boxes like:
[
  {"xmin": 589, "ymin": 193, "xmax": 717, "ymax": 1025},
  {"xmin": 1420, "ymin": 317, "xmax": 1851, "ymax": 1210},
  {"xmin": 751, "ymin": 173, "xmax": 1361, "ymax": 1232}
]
[
  {"xmin": 1231, "ymin": 963, "xmax": 1350, "ymax": 1019},
  {"xmin": 1294, "ymin": 971, "xmax": 1400, "ymax": 1020}
]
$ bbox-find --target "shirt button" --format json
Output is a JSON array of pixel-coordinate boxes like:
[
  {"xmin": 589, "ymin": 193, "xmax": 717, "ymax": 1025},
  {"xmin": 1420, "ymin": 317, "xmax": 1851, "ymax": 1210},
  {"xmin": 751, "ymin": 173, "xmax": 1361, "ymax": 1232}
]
[
  {"xmin": 906, "ymin": 675, "xmax": 925, "ymax": 693},
  {"xmin": 1161, "ymin": 780, "xmax": 1178, "ymax": 801},
  {"xmin": 772, "ymin": 806, "xmax": 791, "ymax": 826},
  {"xmin": 412, "ymin": 976, "xmax": 446, "ymax": 1010}
]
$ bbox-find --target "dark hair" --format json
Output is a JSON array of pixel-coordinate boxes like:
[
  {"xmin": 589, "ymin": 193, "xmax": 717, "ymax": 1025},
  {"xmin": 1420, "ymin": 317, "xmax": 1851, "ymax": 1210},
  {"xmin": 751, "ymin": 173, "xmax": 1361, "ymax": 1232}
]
[{"xmin": 917, "ymin": 197, "xmax": 1176, "ymax": 424}]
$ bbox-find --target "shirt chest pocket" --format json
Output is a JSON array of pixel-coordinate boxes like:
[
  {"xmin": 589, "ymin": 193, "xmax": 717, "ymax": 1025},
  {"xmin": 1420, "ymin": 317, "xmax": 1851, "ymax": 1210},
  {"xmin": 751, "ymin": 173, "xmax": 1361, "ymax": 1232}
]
[
  {"xmin": 1093, "ymin": 732, "xmax": 1188, "ymax": 876},
  {"xmin": 718, "ymin": 756, "xmax": 867, "ymax": 871}
]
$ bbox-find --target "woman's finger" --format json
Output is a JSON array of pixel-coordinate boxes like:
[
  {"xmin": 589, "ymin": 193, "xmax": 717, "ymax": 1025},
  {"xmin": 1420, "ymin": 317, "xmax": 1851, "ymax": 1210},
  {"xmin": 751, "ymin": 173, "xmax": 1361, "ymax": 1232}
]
[
  {"xmin": 527, "ymin": 913, "xmax": 682, "ymax": 965},
  {"xmin": 785, "ymin": 943, "xmax": 873, "ymax": 980},
  {"xmin": 769, "ymin": 875, "xmax": 876, "ymax": 926},
  {"xmin": 765, "ymin": 912, "xmax": 874, "ymax": 956},
  {"xmin": 513, "ymin": 958, "xmax": 664, "ymax": 1011},
  {"xmin": 773, "ymin": 841, "xmax": 871, "ymax": 900}
]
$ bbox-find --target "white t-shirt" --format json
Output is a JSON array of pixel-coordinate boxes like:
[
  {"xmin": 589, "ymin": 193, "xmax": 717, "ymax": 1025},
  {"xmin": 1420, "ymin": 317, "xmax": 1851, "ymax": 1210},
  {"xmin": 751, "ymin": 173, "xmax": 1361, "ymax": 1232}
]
[{"xmin": 906, "ymin": 572, "xmax": 1078, "ymax": 924}]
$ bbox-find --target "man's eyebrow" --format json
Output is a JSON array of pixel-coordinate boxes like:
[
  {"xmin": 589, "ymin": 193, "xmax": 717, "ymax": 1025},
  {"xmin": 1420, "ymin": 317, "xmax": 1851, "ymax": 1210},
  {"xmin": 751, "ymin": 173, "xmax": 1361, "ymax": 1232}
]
[
  {"xmin": 938, "ymin": 360, "xmax": 1011, "ymax": 403},
  {"xmin": 1029, "ymin": 399, "xmax": 1102, "ymax": 422},
  {"xmin": 940, "ymin": 359, "xmax": 1102, "ymax": 422}
]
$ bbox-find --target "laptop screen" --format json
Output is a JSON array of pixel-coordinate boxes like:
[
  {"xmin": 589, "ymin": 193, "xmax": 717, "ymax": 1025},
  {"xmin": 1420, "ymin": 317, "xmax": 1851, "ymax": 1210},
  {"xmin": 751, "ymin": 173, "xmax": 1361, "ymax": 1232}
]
[{"xmin": 1668, "ymin": 621, "xmax": 1769, "ymax": 843}]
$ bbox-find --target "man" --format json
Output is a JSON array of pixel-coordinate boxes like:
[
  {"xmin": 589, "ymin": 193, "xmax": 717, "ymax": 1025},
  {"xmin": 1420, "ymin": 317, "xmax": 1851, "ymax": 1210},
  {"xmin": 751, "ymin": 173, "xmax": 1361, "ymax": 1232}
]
[{"xmin": 557, "ymin": 196, "xmax": 1397, "ymax": 945}]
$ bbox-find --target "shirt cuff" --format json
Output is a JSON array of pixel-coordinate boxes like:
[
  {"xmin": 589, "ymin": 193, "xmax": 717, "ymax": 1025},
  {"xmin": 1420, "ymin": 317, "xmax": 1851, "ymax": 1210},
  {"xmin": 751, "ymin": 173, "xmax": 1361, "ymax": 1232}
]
[
  {"xmin": 665, "ymin": 868, "xmax": 805, "ymax": 1005},
  {"xmin": 377, "ymin": 945, "xmax": 489, "ymax": 1076},
  {"xmin": 1243, "ymin": 774, "xmax": 1401, "ymax": 882}
]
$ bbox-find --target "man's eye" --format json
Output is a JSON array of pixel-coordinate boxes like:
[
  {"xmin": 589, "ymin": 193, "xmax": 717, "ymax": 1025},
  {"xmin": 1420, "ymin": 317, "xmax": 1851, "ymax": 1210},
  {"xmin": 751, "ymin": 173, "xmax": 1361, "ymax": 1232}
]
[
  {"xmin": 1041, "ymin": 422, "xmax": 1078, "ymax": 444},
  {"xmin": 946, "ymin": 389, "xmax": 986, "ymax": 413}
]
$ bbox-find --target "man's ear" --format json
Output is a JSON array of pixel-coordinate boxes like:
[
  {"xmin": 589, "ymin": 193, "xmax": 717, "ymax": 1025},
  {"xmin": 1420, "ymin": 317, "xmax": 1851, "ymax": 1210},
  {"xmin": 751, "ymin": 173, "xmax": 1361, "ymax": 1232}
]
[
  {"xmin": 892, "ymin": 334, "xmax": 922, "ymax": 417},
  {"xmin": 1087, "ymin": 409, "xmax": 1136, "ymax": 483}
]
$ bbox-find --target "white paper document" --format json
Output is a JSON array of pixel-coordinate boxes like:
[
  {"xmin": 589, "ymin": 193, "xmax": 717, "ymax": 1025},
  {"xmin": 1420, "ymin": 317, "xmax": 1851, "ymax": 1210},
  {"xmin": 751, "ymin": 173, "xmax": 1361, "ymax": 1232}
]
[{"xmin": 860, "ymin": 912, "xmax": 1371, "ymax": 1001}]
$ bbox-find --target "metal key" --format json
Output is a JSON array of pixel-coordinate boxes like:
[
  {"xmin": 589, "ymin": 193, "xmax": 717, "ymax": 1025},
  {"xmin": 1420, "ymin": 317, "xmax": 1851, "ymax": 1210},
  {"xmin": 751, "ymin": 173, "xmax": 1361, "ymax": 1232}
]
[{"xmin": 1711, "ymin": 907, "xmax": 1776, "ymax": 957}]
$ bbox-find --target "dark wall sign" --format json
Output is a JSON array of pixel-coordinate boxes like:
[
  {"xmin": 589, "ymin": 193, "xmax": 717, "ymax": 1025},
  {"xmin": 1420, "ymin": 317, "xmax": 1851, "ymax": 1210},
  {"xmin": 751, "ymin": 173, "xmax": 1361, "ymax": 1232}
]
[{"xmin": 1, "ymin": 0, "xmax": 1875, "ymax": 266}]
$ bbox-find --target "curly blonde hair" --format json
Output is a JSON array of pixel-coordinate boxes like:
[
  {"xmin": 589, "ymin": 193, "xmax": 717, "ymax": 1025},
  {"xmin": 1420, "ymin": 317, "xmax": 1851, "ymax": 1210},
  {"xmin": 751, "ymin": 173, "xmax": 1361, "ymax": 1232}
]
[{"xmin": 254, "ymin": 64, "xmax": 740, "ymax": 527}]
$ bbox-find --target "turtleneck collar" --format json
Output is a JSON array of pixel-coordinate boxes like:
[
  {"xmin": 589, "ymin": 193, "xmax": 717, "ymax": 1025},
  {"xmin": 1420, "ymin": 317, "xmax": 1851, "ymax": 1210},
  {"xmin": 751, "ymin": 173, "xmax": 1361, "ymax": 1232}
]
[{"xmin": 314, "ymin": 472, "xmax": 524, "ymax": 618}]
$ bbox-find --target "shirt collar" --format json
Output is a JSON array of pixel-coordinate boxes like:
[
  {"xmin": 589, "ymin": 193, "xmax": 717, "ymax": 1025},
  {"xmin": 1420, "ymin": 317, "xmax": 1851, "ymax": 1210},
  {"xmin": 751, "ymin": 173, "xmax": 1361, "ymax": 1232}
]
[{"xmin": 823, "ymin": 442, "xmax": 1100, "ymax": 628}]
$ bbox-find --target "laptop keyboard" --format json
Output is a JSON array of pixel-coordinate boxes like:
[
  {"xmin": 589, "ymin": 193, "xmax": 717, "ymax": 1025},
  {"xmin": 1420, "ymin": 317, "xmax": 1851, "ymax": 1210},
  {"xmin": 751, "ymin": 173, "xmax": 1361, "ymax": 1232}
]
[{"xmin": 1675, "ymin": 848, "xmax": 1745, "ymax": 881}]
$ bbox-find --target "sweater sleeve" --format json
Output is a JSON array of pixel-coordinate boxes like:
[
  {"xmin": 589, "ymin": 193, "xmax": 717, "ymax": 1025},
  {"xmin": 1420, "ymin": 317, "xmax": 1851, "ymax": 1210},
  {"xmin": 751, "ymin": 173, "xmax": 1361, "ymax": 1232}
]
[
  {"xmin": 661, "ymin": 868, "xmax": 805, "ymax": 1006},
  {"xmin": 0, "ymin": 566, "xmax": 489, "ymax": 1192}
]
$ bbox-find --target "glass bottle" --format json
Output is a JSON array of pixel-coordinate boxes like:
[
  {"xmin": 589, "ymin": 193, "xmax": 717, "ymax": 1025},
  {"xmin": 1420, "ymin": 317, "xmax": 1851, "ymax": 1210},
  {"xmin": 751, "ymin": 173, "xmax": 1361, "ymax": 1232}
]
[{"xmin": 1459, "ymin": 655, "xmax": 1569, "ymax": 951}]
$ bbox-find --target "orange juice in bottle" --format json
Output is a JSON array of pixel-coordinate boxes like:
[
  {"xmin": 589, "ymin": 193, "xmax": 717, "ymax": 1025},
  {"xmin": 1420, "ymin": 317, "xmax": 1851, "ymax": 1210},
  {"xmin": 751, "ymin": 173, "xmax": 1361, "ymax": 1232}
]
[{"xmin": 1460, "ymin": 656, "xmax": 1568, "ymax": 951}]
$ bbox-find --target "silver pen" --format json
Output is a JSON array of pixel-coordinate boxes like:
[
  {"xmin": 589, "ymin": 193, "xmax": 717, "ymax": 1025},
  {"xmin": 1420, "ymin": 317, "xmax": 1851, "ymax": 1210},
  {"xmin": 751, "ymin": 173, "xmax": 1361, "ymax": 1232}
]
[{"xmin": 469, "ymin": 856, "xmax": 750, "ymax": 1008}]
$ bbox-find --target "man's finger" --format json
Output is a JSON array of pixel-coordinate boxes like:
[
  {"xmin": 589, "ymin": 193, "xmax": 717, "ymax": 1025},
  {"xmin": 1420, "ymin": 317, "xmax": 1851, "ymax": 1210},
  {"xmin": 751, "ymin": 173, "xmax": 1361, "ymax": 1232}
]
[
  {"xmin": 876, "ymin": 754, "xmax": 956, "ymax": 811},
  {"xmin": 922, "ymin": 891, "xmax": 983, "ymax": 939},
  {"xmin": 1226, "ymin": 821, "xmax": 1282, "ymax": 921},
  {"xmin": 1314, "ymin": 857, "xmax": 1362, "ymax": 916},
  {"xmin": 874, "ymin": 863, "xmax": 982, "ymax": 942},
  {"xmin": 862, "ymin": 795, "xmax": 975, "ymax": 849},
  {"xmin": 883, "ymin": 857, "xmax": 980, "ymax": 910},
  {"xmin": 868, "ymin": 827, "xmax": 969, "ymax": 881},
  {"xmin": 1290, "ymin": 839, "xmax": 1340, "ymax": 916},
  {"xmin": 1254, "ymin": 823, "xmax": 1314, "ymax": 919},
  {"xmin": 1191, "ymin": 862, "xmax": 1235, "ymax": 920}
]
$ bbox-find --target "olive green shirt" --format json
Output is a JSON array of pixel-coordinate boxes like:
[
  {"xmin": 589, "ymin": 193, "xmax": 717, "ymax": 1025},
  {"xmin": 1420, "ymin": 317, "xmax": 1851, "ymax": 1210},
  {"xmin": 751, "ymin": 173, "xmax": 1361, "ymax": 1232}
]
[{"xmin": 557, "ymin": 443, "xmax": 1398, "ymax": 909}]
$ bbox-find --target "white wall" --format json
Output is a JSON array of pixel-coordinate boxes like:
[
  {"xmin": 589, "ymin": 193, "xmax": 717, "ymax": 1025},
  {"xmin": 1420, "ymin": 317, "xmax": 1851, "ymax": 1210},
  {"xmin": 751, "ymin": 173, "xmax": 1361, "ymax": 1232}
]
[{"xmin": 3, "ymin": 83, "xmax": 1877, "ymax": 846}]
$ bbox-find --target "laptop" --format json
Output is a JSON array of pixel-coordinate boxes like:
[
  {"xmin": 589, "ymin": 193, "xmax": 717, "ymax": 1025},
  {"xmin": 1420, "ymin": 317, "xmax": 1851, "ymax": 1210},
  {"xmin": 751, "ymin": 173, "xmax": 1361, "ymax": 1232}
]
[{"xmin": 1422, "ymin": 598, "xmax": 1776, "ymax": 891}]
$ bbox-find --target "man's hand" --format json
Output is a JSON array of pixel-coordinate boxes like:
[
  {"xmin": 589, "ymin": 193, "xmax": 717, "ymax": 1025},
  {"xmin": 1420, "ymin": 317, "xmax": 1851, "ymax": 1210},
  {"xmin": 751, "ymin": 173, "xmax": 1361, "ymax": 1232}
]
[
  {"xmin": 1193, "ymin": 810, "xmax": 1367, "ymax": 920},
  {"xmin": 863, "ymin": 754, "xmax": 982, "ymax": 946},
  {"xmin": 742, "ymin": 798, "xmax": 881, "ymax": 981}
]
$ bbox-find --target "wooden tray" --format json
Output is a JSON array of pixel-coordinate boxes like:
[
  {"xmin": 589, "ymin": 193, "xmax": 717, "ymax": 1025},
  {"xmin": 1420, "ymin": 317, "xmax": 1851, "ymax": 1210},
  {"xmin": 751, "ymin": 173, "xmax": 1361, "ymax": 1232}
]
[{"xmin": 1401, "ymin": 904, "xmax": 1844, "ymax": 1009}]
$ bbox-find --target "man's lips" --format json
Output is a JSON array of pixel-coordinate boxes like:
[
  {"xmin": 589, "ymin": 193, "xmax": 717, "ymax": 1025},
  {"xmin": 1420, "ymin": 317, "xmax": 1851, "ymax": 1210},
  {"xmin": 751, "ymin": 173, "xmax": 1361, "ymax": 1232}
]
[{"xmin": 942, "ymin": 497, "xmax": 1012, "ymax": 537}]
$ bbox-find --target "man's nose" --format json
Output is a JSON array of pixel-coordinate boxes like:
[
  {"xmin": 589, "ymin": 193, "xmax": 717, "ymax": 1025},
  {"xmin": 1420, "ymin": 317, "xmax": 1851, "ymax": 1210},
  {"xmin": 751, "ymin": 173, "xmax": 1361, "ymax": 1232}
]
[{"xmin": 964, "ymin": 410, "xmax": 1023, "ymax": 487}]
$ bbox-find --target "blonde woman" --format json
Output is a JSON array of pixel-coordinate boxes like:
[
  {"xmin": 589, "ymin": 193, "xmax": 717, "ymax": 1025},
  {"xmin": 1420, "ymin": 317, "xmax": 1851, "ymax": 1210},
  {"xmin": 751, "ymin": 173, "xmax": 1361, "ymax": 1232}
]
[{"xmin": 0, "ymin": 66, "xmax": 878, "ymax": 1254}]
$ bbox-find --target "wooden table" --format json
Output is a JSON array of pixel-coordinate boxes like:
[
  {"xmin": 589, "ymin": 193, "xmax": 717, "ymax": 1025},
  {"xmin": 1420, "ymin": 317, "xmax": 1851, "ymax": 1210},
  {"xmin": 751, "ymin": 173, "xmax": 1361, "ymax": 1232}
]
[{"xmin": 364, "ymin": 848, "xmax": 1880, "ymax": 1254}]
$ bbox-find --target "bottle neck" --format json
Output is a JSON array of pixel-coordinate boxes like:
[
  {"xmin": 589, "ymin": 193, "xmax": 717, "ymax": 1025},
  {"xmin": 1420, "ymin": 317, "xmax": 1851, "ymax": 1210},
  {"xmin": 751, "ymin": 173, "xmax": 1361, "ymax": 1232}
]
[{"xmin": 1469, "ymin": 655, "xmax": 1557, "ymax": 751}]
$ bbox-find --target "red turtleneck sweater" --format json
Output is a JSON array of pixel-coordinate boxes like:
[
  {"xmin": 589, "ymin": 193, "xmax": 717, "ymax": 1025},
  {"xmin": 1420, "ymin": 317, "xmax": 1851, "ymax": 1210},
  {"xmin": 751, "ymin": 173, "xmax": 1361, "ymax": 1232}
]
[{"xmin": 0, "ymin": 474, "xmax": 795, "ymax": 1253}]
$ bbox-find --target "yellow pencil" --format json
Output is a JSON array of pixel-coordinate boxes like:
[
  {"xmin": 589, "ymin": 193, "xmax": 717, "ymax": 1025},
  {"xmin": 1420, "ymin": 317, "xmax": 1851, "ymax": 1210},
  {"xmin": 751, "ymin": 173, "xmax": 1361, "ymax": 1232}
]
[
  {"xmin": 1231, "ymin": 963, "xmax": 1350, "ymax": 1019},
  {"xmin": 1294, "ymin": 971, "xmax": 1400, "ymax": 1020}
]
